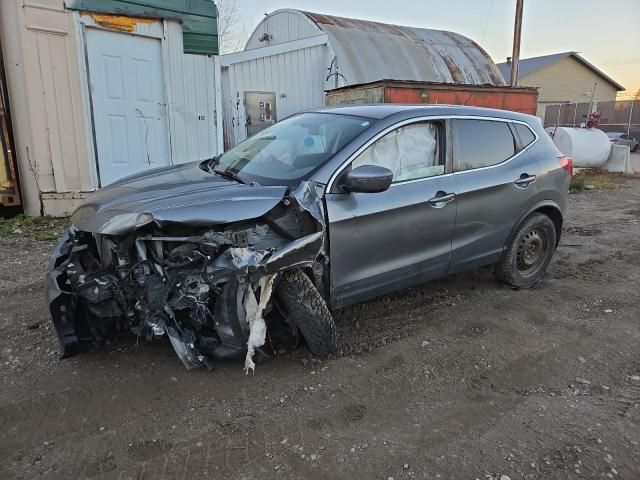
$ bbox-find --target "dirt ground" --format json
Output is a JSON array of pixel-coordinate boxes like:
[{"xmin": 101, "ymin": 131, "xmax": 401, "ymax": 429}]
[{"xmin": 1, "ymin": 180, "xmax": 639, "ymax": 480}]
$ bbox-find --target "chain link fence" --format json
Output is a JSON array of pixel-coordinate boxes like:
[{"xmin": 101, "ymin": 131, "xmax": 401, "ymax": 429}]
[{"xmin": 544, "ymin": 100, "xmax": 640, "ymax": 140}]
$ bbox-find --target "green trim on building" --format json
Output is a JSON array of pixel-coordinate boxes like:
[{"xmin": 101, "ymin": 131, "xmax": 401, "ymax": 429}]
[{"xmin": 65, "ymin": 0, "xmax": 219, "ymax": 55}]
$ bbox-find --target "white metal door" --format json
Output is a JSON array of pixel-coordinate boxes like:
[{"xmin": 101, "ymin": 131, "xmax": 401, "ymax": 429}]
[{"xmin": 86, "ymin": 28, "xmax": 169, "ymax": 186}]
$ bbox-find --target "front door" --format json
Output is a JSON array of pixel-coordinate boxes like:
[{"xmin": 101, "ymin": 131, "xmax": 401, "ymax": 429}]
[
  {"xmin": 85, "ymin": 28, "xmax": 170, "ymax": 186},
  {"xmin": 324, "ymin": 120, "xmax": 457, "ymax": 308}
]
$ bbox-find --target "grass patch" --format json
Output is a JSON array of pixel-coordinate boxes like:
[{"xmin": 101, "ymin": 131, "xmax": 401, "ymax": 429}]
[
  {"xmin": 570, "ymin": 169, "xmax": 625, "ymax": 193},
  {"xmin": 569, "ymin": 175, "xmax": 586, "ymax": 192},
  {"xmin": 582, "ymin": 173, "xmax": 617, "ymax": 190},
  {"xmin": 0, "ymin": 214, "xmax": 69, "ymax": 241}
]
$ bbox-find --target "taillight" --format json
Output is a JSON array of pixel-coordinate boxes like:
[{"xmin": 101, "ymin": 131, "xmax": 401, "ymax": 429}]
[
  {"xmin": 610, "ymin": 138, "xmax": 619, "ymax": 143},
  {"xmin": 558, "ymin": 156, "xmax": 573, "ymax": 176}
]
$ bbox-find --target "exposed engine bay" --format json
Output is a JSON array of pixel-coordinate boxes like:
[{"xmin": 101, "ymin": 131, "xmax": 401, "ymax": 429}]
[{"xmin": 46, "ymin": 181, "xmax": 336, "ymax": 373}]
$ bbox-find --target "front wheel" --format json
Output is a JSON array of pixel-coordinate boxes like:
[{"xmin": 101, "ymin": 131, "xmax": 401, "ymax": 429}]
[
  {"xmin": 274, "ymin": 270, "xmax": 338, "ymax": 355},
  {"xmin": 494, "ymin": 213, "xmax": 557, "ymax": 288},
  {"xmin": 632, "ymin": 144, "xmax": 638, "ymax": 153}
]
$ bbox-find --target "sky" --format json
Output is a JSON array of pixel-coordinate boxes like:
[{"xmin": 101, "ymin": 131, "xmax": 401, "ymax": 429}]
[{"xmin": 233, "ymin": 0, "xmax": 640, "ymax": 98}]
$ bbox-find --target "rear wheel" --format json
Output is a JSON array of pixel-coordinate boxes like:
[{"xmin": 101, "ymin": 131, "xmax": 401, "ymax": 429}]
[
  {"xmin": 494, "ymin": 213, "xmax": 557, "ymax": 288},
  {"xmin": 274, "ymin": 270, "xmax": 337, "ymax": 355}
]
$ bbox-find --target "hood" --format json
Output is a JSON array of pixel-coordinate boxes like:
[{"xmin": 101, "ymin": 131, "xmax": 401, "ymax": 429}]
[{"xmin": 72, "ymin": 161, "xmax": 288, "ymax": 235}]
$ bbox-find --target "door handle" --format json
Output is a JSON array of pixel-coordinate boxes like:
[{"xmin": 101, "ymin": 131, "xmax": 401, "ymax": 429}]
[
  {"xmin": 428, "ymin": 191, "xmax": 456, "ymax": 208},
  {"xmin": 515, "ymin": 174, "xmax": 536, "ymax": 188}
]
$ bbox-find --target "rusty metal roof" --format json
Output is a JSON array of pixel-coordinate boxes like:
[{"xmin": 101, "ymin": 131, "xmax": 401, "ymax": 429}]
[{"xmin": 300, "ymin": 11, "xmax": 505, "ymax": 87}]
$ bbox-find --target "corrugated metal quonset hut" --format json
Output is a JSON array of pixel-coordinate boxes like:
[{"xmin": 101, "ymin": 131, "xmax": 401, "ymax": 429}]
[
  {"xmin": 220, "ymin": 9, "xmax": 507, "ymax": 148},
  {"xmin": 0, "ymin": 0, "xmax": 223, "ymax": 216}
]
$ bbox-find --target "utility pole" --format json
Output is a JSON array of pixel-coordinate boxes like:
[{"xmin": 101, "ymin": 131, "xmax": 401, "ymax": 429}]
[
  {"xmin": 510, "ymin": 0, "xmax": 524, "ymax": 86},
  {"xmin": 588, "ymin": 82, "xmax": 597, "ymax": 116}
]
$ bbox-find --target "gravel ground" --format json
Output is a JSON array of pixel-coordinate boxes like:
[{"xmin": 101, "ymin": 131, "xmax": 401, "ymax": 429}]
[{"xmin": 1, "ymin": 180, "xmax": 639, "ymax": 480}]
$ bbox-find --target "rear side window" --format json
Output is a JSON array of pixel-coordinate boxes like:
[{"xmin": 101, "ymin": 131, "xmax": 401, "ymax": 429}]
[
  {"xmin": 453, "ymin": 119, "xmax": 516, "ymax": 171},
  {"xmin": 514, "ymin": 123, "xmax": 536, "ymax": 147}
]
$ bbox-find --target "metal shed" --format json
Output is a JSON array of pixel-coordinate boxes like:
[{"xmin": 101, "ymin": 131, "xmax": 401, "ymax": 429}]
[
  {"xmin": 220, "ymin": 9, "xmax": 506, "ymax": 148},
  {"xmin": 326, "ymin": 80, "xmax": 539, "ymax": 116}
]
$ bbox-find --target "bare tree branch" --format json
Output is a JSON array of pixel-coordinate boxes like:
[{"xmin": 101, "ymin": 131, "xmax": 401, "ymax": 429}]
[{"xmin": 217, "ymin": 0, "xmax": 249, "ymax": 54}]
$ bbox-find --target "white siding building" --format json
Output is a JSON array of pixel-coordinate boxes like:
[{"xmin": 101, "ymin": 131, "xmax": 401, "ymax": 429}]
[{"xmin": 0, "ymin": 0, "xmax": 222, "ymax": 216}]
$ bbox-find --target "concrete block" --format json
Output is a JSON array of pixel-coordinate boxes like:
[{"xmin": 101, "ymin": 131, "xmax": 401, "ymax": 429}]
[{"xmin": 605, "ymin": 145, "xmax": 634, "ymax": 174}]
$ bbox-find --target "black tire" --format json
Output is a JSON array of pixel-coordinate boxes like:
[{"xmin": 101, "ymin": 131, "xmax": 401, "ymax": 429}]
[
  {"xmin": 494, "ymin": 212, "xmax": 557, "ymax": 288},
  {"xmin": 632, "ymin": 144, "xmax": 638, "ymax": 153},
  {"xmin": 274, "ymin": 270, "xmax": 337, "ymax": 355}
]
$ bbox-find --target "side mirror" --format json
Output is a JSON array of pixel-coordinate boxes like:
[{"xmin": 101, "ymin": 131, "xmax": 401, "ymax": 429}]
[{"xmin": 340, "ymin": 165, "xmax": 393, "ymax": 193}]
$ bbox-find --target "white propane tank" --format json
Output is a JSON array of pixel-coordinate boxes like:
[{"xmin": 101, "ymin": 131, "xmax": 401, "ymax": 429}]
[{"xmin": 545, "ymin": 127, "xmax": 611, "ymax": 168}]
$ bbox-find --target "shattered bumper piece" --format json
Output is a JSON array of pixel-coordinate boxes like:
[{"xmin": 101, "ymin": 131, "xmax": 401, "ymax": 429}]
[{"xmin": 46, "ymin": 229, "xmax": 85, "ymax": 358}]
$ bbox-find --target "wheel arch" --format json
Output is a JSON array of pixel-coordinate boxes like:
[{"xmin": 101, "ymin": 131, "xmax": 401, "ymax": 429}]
[
  {"xmin": 511, "ymin": 200, "xmax": 564, "ymax": 249},
  {"xmin": 536, "ymin": 205, "xmax": 564, "ymax": 247}
]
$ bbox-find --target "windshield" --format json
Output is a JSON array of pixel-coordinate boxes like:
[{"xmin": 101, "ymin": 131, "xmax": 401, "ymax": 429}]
[{"xmin": 213, "ymin": 112, "xmax": 375, "ymax": 186}]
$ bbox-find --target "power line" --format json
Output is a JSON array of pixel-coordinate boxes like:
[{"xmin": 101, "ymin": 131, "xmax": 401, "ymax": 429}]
[{"xmin": 480, "ymin": 0, "xmax": 495, "ymax": 44}]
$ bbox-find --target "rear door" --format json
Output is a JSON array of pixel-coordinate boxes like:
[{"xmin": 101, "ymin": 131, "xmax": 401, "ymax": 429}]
[
  {"xmin": 450, "ymin": 118, "xmax": 541, "ymax": 272},
  {"xmin": 324, "ymin": 120, "xmax": 457, "ymax": 308}
]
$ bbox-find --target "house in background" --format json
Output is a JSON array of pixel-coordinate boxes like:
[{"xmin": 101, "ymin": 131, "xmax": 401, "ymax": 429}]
[
  {"xmin": 497, "ymin": 52, "xmax": 625, "ymax": 119},
  {"xmin": 0, "ymin": 0, "xmax": 222, "ymax": 216}
]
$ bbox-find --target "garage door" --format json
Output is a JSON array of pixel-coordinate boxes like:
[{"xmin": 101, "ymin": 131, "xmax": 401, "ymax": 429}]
[{"xmin": 86, "ymin": 28, "xmax": 170, "ymax": 186}]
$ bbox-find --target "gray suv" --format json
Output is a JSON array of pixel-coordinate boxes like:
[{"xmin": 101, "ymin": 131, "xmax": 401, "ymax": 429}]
[{"xmin": 47, "ymin": 105, "xmax": 572, "ymax": 371}]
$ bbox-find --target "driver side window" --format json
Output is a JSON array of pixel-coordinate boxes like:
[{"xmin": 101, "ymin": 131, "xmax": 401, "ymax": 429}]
[{"xmin": 351, "ymin": 122, "xmax": 443, "ymax": 183}]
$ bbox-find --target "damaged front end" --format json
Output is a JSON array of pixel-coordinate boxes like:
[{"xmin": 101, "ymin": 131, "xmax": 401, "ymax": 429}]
[{"xmin": 46, "ymin": 182, "xmax": 332, "ymax": 372}]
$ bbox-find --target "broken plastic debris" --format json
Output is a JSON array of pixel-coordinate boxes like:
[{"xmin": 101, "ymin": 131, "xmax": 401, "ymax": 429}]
[{"xmin": 244, "ymin": 275, "xmax": 276, "ymax": 374}]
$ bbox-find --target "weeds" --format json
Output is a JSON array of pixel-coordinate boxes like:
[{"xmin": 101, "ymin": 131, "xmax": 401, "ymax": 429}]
[
  {"xmin": 0, "ymin": 214, "xmax": 68, "ymax": 241},
  {"xmin": 569, "ymin": 175, "xmax": 586, "ymax": 192},
  {"xmin": 570, "ymin": 169, "xmax": 624, "ymax": 193},
  {"xmin": 582, "ymin": 173, "xmax": 617, "ymax": 190}
]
